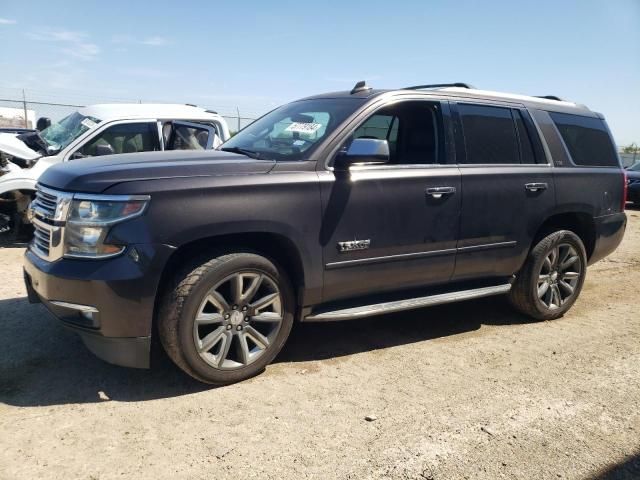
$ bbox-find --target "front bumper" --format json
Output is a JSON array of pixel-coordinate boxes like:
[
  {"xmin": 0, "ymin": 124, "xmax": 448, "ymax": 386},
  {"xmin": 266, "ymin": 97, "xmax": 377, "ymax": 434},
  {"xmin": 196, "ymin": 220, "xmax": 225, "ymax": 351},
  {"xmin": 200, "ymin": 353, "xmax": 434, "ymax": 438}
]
[{"xmin": 23, "ymin": 243, "xmax": 175, "ymax": 368}]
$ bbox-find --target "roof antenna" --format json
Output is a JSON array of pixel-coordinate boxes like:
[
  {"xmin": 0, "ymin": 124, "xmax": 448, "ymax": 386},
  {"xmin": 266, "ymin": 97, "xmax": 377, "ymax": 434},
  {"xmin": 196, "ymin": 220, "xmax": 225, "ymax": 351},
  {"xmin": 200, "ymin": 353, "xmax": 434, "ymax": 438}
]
[{"xmin": 351, "ymin": 80, "xmax": 371, "ymax": 95}]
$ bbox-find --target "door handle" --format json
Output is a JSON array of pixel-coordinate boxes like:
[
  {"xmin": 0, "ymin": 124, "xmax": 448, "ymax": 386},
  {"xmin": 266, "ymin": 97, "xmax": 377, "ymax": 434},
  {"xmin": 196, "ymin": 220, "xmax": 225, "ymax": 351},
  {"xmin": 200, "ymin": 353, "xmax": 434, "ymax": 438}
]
[
  {"xmin": 525, "ymin": 182, "xmax": 548, "ymax": 192},
  {"xmin": 426, "ymin": 186, "xmax": 456, "ymax": 199}
]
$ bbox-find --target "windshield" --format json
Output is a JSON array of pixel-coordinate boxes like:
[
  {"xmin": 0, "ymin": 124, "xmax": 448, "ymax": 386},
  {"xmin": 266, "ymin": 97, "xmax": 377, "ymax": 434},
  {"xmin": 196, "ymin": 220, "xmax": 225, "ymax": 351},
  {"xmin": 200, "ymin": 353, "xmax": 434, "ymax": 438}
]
[
  {"xmin": 40, "ymin": 111, "xmax": 101, "ymax": 152},
  {"xmin": 629, "ymin": 162, "xmax": 640, "ymax": 172},
  {"xmin": 221, "ymin": 98, "xmax": 364, "ymax": 161}
]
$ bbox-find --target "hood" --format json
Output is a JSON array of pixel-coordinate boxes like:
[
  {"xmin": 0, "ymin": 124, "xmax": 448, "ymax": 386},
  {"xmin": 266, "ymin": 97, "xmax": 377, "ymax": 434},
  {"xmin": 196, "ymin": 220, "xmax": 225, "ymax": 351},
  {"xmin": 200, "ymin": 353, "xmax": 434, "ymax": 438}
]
[
  {"xmin": 0, "ymin": 132, "xmax": 41, "ymax": 161},
  {"xmin": 38, "ymin": 150, "xmax": 276, "ymax": 193}
]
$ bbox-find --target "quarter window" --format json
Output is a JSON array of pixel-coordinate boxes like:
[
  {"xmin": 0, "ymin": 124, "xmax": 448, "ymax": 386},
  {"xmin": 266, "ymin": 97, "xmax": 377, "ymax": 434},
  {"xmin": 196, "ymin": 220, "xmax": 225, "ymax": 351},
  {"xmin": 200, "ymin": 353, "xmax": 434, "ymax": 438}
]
[
  {"xmin": 549, "ymin": 112, "xmax": 618, "ymax": 167},
  {"xmin": 458, "ymin": 104, "xmax": 519, "ymax": 165}
]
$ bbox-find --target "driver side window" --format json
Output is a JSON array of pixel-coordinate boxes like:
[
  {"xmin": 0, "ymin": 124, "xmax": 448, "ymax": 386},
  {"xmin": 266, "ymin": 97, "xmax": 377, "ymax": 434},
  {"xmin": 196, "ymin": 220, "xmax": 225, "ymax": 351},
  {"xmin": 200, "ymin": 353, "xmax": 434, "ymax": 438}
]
[
  {"xmin": 349, "ymin": 101, "xmax": 443, "ymax": 165},
  {"xmin": 75, "ymin": 122, "xmax": 160, "ymax": 158}
]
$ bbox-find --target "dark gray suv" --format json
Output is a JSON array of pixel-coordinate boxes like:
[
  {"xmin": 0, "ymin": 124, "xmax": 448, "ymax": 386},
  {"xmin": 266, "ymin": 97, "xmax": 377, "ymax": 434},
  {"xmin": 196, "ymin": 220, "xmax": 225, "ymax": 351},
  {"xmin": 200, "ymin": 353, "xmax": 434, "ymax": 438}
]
[{"xmin": 23, "ymin": 82, "xmax": 627, "ymax": 384}]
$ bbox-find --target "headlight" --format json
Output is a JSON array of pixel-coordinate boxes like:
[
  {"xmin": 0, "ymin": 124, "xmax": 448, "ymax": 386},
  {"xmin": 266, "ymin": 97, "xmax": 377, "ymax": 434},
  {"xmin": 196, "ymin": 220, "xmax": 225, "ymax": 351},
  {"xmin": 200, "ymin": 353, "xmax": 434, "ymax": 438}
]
[{"xmin": 64, "ymin": 194, "xmax": 149, "ymax": 259}]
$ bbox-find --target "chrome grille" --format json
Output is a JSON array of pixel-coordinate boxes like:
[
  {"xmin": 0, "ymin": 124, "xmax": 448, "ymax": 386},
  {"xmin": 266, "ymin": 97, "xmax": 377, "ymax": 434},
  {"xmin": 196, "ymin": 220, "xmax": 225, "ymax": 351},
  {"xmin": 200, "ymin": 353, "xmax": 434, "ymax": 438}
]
[
  {"xmin": 28, "ymin": 185, "xmax": 73, "ymax": 262},
  {"xmin": 32, "ymin": 187, "xmax": 58, "ymax": 220},
  {"xmin": 32, "ymin": 221, "xmax": 51, "ymax": 257}
]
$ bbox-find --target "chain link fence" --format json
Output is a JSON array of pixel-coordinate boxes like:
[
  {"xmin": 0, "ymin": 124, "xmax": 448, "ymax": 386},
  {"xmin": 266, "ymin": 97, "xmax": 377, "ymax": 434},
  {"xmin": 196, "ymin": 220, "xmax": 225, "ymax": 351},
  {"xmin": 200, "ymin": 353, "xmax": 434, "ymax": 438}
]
[{"xmin": 0, "ymin": 89, "xmax": 259, "ymax": 133}]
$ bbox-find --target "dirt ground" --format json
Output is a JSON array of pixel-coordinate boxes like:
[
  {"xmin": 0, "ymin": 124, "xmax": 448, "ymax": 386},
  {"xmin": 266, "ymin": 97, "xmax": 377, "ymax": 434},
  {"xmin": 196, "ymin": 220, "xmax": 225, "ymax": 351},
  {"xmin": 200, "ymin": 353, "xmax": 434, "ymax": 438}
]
[{"xmin": 1, "ymin": 210, "xmax": 639, "ymax": 480}]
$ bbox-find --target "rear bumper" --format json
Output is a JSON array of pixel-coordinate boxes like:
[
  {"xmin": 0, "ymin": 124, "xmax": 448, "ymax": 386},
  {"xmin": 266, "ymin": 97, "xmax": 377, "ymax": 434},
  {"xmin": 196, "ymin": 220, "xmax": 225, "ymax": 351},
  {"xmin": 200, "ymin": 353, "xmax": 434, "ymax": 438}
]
[
  {"xmin": 589, "ymin": 212, "xmax": 627, "ymax": 265},
  {"xmin": 628, "ymin": 184, "xmax": 640, "ymax": 203},
  {"xmin": 23, "ymin": 243, "xmax": 175, "ymax": 368}
]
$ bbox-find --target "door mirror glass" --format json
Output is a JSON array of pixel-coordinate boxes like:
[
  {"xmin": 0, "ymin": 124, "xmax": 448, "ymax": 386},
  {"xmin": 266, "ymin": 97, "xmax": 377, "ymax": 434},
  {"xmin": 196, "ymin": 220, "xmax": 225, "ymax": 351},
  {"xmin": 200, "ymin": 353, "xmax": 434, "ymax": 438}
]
[{"xmin": 334, "ymin": 138, "xmax": 390, "ymax": 171}]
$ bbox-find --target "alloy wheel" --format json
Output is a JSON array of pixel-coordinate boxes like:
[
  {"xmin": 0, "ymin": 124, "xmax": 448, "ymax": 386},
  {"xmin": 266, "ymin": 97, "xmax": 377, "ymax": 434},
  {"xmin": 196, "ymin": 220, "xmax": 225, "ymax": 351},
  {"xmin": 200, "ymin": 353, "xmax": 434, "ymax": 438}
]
[
  {"xmin": 537, "ymin": 243, "xmax": 582, "ymax": 310},
  {"xmin": 192, "ymin": 271, "xmax": 283, "ymax": 370}
]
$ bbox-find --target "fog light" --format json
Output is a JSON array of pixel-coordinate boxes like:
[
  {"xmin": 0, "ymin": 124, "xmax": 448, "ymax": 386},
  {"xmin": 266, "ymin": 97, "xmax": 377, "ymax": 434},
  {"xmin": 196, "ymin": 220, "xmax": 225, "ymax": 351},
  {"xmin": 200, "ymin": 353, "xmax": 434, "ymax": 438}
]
[{"xmin": 50, "ymin": 300, "xmax": 100, "ymax": 328}]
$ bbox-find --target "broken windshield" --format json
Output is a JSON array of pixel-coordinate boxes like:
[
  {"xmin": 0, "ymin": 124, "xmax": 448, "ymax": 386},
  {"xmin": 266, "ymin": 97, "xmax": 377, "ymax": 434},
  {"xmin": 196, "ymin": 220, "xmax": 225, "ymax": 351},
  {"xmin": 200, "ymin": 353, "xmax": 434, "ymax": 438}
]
[{"xmin": 40, "ymin": 112, "xmax": 101, "ymax": 153}]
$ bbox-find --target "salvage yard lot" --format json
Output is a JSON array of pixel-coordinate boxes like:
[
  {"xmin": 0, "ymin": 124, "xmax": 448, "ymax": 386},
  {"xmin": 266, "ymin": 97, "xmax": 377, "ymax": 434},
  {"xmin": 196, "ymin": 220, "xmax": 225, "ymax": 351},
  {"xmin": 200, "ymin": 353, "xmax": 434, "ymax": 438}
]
[{"xmin": 1, "ymin": 210, "xmax": 639, "ymax": 480}]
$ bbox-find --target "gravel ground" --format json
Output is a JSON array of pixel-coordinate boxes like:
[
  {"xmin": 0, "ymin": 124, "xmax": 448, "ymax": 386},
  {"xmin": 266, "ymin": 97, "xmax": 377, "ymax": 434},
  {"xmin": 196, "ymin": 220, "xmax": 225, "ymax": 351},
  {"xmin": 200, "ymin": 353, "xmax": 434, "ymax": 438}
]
[{"xmin": 1, "ymin": 209, "xmax": 639, "ymax": 480}]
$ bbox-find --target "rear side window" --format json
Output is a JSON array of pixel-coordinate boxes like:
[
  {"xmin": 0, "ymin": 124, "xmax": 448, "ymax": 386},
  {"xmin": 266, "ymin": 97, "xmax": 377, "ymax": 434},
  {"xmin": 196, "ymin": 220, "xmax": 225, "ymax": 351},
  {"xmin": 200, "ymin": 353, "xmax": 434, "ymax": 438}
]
[
  {"xmin": 458, "ymin": 104, "xmax": 519, "ymax": 164},
  {"xmin": 549, "ymin": 112, "xmax": 618, "ymax": 167}
]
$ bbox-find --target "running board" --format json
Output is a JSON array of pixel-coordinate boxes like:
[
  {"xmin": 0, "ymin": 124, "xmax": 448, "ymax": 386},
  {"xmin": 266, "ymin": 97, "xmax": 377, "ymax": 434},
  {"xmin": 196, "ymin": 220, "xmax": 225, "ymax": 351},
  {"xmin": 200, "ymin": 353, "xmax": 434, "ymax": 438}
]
[{"xmin": 303, "ymin": 284, "xmax": 512, "ymax": 322}]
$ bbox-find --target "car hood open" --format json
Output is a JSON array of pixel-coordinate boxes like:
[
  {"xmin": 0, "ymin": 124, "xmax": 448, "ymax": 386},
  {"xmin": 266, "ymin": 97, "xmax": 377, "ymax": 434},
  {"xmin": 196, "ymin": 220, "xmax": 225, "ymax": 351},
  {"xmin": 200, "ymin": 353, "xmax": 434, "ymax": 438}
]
[
  {"xmin": 0, "ymin": 133, "xmax": 41, "ymax": 162},
  {"xmin": 38, "ymin": 150, "xmax": 277, "ymax": 193}
]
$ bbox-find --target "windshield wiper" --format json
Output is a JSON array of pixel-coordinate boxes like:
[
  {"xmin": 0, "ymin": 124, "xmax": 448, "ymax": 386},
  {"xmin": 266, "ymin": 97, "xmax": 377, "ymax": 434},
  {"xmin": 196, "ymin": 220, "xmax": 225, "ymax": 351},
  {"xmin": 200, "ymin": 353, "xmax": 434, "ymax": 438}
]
[{"xmin": 220, "ymin": 146, "xmax": 263, "ymax": 159}]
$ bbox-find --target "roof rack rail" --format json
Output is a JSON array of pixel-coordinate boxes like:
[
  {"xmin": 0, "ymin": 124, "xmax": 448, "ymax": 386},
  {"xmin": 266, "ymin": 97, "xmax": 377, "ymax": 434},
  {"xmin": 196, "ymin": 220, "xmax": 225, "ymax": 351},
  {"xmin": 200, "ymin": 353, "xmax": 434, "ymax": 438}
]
[
  {"xmin": 535, "ymin": 95, "xmax": 564, "ymax": 101},
  {"xmin": 405, "ymin": 82, "xmax": 475, "ymax": 90}
]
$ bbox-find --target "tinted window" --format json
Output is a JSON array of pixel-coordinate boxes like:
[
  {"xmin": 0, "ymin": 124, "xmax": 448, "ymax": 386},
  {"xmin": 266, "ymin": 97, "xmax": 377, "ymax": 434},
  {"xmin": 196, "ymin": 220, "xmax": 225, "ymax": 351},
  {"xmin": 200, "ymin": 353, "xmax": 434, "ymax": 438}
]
[
  {"xmin": 549, "ymin": 112, "xmax": 618, "ymax": 167},
  {"xmin": 78, "ymin": 122, "xmax": 159, "ymax": 157},
  {"xmin": 514, "ymin": 110, "xmax": 536, "ymax": 164},
  {"xmin": 458, "ymin": 104, "xmax": 519, "ymax": 164}
]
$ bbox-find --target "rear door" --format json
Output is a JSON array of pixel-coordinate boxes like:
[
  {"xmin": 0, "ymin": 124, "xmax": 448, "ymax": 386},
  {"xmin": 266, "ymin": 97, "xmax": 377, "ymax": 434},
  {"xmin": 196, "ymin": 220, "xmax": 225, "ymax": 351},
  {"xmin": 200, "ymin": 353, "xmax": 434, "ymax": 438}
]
[{"xmin": 451, "ymin": 102, "xmax": 556, "ymax": 281}]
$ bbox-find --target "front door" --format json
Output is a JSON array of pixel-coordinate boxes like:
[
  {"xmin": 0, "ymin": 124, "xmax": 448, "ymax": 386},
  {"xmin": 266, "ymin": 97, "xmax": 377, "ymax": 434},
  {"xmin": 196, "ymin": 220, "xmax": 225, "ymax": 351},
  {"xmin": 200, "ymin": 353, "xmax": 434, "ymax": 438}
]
[{"xmin": 319, "ymin": 100, "xmax": 461, "ymax": 303}]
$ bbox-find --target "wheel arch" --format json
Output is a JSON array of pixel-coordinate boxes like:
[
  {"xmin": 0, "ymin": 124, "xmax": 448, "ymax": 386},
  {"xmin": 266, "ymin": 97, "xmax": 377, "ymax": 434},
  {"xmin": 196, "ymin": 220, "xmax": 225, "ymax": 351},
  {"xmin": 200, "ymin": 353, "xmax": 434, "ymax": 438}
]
[
  {"xmin": 153, "ymin": 231, "xmax": 309, "ymax": 326},
  {"xmin": 532, "ymin": 212, "xmax": 596, "ymax": 260}
]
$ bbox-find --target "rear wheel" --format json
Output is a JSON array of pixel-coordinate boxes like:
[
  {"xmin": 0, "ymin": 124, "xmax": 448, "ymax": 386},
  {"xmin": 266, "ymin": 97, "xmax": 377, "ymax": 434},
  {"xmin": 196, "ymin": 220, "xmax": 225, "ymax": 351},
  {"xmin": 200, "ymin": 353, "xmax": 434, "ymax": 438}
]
[
  {"xmin": 509, "ymin": 230, "xmax": 587, "ymax": 320},
  {"xmin": 158, "ymin": 252, "xmax": 295, "ymax": 384}
]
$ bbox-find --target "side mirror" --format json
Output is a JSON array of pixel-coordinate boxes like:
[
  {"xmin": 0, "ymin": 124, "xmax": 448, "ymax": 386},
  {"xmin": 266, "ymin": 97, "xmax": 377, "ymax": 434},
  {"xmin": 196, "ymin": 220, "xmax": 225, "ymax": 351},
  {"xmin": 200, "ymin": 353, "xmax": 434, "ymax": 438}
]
[
  {"xmin": 36, "ymin": 117, "xmax": 51, "ymax": 131},
  {"xmin": 94, "ymin": 143, "xmax": 115, "ymax": 156},
  {"xmin": 334, "ymin": 138, "xmax": 390, "ymax": 171}
]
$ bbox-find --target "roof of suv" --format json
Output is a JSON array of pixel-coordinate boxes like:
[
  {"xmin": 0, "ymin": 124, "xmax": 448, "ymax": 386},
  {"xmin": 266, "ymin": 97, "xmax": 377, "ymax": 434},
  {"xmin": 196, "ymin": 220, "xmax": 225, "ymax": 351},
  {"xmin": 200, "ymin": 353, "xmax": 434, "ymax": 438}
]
[
  {"xmin": 301, "ymin": 84, "xmax": 595, "ymax": 116},
  {"xmin": 78, "ymin": 104, "xmax": 224, "ymax": 122}
]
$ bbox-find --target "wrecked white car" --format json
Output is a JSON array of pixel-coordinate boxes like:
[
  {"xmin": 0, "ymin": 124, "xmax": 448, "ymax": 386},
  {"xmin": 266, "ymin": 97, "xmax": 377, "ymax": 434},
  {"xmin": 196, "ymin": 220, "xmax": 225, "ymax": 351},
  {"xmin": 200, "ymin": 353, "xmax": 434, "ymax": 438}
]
[{"xmin": 0, "ymin": 104, "xmax": 230, "ymax": 236}]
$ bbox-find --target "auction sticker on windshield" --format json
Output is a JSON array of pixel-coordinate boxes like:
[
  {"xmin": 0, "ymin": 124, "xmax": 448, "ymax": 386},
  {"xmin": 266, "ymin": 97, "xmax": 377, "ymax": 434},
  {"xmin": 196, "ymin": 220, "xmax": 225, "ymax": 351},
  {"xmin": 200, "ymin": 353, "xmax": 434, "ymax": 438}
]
[
  {"xmin": 81, "ymin": 118, "xmax": 98, "ymax": 129},
  {"xmin": 285, "ymin": 122, "xmax": 322, "ymax": 134}
]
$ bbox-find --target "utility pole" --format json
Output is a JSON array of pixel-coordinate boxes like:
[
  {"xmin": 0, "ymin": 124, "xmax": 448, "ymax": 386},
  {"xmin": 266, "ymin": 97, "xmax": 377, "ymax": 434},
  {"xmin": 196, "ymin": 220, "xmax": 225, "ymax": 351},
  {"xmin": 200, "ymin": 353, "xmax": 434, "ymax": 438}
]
[
  {"xmin": 22, "ymin": 89, "xmax": 28, "ymax": 128},
  {"xmin": 236, "ymin": 107, "xmax": 241, "ymax": 132}
]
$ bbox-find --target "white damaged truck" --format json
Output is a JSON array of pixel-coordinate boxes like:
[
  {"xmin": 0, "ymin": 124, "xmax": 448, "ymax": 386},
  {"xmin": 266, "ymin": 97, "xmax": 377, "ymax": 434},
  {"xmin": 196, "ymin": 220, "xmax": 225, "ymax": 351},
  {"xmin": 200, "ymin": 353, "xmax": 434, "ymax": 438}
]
[{"xmin": 0, "ymin": 104, "xmax": 230, "ymax": 236}]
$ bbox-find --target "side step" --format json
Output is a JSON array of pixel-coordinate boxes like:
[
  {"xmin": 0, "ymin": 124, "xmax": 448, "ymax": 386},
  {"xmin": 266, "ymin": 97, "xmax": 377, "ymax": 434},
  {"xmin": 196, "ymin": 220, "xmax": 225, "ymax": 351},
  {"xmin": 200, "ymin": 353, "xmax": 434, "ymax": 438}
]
[{"xmin": 304, "ymin": 284, "xmax": 512, "ymax": 322}]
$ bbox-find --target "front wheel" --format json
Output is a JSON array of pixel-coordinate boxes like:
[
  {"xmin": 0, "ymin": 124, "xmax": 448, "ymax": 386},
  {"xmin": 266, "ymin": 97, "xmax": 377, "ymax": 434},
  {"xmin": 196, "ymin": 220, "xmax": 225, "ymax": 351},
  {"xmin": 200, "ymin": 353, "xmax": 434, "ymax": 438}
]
[
  {"xmin": 509, "ymin": 230, "xmax": 587, "ymax": 320},
  {"xmin": 158, "ymin": 252, "xmax": 295, "ymax": 385}
]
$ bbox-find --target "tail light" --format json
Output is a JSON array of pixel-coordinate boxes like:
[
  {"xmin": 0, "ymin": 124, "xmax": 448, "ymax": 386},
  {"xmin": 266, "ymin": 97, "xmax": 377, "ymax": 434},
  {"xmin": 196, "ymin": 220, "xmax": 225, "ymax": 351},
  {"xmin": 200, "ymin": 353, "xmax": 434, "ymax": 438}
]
[{"xmin": 622, "ymin": 170, "xmax": 628, "ymax": 211}]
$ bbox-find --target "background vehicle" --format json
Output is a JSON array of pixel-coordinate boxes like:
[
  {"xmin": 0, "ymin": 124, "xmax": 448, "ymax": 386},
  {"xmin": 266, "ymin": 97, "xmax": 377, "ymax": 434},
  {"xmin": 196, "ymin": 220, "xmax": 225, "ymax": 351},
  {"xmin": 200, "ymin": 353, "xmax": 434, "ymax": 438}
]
[
  {"xmin": 626, "ymin": 162, "xmax": 640, "ymax": 206},
  {"xmin": 0, "ymin": 104, "xmax": 230, "ymax": 237},
  {"xmin": 23, "ymin": 82, "xmax": 626, "ymax": 385}
]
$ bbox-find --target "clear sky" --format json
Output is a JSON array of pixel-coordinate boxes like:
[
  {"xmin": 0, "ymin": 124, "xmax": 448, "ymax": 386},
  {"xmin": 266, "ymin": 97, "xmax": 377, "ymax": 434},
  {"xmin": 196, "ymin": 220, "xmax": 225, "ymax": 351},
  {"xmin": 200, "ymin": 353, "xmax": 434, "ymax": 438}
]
[{"xmin": 0, "ymin": 0, "xmax": 638, "ymax": 144}]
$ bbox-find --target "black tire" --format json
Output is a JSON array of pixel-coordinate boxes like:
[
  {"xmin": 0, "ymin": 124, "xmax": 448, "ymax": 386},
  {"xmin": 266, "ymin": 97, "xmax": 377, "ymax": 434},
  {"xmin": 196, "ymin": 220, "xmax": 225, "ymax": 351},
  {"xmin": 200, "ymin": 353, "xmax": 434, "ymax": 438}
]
[
  {"xmin": 158, "ymin": 252, "xmax": 295, "ymax": 385},
  {"xmin": 509, "ymin": 230, "xmax": 587, "ymax": 320}
]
